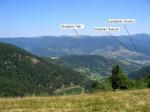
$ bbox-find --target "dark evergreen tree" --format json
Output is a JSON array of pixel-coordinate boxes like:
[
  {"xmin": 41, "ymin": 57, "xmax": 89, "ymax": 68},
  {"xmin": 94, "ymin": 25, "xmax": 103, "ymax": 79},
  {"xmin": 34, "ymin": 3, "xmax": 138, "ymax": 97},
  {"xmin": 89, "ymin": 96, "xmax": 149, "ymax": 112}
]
[{"xmin": 110, "ymin": 65, "xmax": 129, "ymax": 90}]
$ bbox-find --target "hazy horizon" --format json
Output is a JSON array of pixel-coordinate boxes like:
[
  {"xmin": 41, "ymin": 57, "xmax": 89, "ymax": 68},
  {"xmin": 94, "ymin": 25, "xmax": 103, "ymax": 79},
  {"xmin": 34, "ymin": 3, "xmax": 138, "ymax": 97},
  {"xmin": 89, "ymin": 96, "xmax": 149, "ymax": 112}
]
[{"xmin": 0, "ymin": 33, "xmax": 149, "ymax": 38}]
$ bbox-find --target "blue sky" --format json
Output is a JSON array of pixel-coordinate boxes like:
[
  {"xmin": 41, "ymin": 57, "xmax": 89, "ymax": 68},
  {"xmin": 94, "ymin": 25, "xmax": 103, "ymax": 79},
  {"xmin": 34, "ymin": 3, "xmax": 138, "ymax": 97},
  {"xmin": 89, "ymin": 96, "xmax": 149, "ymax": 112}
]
[{"xmin": 0, "ymin": 0, "xmax": 150, "ymax": 37}]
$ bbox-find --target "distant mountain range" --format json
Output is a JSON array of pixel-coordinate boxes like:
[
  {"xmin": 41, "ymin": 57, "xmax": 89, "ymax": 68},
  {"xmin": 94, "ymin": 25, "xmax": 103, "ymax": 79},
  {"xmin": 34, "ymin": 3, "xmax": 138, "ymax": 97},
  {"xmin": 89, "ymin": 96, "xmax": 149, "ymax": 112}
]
[{"xmin": 0, "ymin": 34, "xmax": 150, "ymax": 64}]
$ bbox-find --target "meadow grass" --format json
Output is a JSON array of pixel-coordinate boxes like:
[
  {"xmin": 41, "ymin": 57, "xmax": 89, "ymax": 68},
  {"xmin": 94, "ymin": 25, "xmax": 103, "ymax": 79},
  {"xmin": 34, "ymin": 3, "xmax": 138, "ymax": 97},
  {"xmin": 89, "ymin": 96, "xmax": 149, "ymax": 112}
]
[{"xmin": 0, "ymin": 89, "xmax": 150, "ymax": 112}]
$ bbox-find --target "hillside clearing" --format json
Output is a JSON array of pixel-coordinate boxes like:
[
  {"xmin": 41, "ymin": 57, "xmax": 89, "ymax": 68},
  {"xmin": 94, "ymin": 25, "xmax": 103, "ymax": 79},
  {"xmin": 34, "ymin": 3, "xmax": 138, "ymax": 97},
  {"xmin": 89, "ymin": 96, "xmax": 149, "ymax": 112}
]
[{"xmin": 0, "ymin": 89, "xmax": 150, "ymax": 112}]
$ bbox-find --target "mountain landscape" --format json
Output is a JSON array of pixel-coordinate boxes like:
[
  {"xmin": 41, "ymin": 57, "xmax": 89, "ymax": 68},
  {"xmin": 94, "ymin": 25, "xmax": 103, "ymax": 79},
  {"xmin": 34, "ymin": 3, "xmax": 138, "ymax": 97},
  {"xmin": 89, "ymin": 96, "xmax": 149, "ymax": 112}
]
[{"xmin": 1, "ymin": 0, "xmax": 150, "ymax": 111}]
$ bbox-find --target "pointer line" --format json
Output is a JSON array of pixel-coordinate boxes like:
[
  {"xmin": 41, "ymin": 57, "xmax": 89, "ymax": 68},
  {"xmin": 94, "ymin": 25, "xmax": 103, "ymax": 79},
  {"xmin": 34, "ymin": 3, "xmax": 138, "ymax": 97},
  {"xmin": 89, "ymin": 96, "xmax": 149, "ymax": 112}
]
[
  {"xmin": 73, "ymin": 29, "xmax": 80, "ymax": 37},
  {"xmin": 123, "ymin": 25, "xmax": 142, "ymax": 62}
]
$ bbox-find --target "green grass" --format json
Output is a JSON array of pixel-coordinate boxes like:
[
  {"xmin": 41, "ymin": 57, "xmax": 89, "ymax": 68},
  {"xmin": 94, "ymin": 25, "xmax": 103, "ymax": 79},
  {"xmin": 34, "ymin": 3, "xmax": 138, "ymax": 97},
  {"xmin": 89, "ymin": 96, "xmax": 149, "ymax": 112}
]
[{"xmin": 0, "ymin": 89, "xmax": 150, "ymax": 112}]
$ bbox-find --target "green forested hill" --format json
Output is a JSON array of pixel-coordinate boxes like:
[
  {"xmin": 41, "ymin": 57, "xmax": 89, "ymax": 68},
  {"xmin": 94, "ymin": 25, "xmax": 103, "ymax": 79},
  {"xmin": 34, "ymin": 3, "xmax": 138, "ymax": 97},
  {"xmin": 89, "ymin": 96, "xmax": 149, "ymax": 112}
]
[{"xmin": 0, "ymin": 42, "xmax": 84, "ymax": 97}]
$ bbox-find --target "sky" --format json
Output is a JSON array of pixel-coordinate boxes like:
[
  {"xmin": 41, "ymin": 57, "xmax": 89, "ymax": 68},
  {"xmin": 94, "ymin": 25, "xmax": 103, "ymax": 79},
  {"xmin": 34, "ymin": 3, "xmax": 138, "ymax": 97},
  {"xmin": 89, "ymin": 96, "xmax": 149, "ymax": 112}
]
[{"xmin": 0, "ymin": 0, "xmax": 150, "ymax": 37}]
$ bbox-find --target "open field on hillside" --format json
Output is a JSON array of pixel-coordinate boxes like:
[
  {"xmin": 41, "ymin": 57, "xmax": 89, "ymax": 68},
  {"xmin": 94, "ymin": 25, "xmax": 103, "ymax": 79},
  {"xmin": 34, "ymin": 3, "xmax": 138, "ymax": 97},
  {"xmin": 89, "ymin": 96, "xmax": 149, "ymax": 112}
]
[{"xmin": 0, "ymin": 89, "xmax": 150, "ymax": 112}]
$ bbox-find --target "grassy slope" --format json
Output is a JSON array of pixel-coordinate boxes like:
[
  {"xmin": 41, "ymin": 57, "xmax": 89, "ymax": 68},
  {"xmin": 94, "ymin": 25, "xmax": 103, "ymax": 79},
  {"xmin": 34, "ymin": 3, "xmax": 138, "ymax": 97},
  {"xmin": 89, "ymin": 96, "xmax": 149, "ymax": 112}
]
[{"xmin": 0, "ymin": 89, "xmax": 150, "ymax": 112}]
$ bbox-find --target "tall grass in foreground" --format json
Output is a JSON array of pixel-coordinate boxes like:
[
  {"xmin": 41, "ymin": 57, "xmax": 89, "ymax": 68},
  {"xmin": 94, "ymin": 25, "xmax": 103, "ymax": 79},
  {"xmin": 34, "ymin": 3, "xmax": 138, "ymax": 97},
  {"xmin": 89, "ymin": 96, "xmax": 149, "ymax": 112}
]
[{"xmin": 0, "ymin": 89, "xmax": 150, "ymax": 112}]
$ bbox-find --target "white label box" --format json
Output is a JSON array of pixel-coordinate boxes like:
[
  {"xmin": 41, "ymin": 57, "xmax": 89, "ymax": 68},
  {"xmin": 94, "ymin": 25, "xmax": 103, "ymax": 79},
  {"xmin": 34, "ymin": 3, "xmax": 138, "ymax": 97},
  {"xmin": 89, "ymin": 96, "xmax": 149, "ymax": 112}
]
[
  {"xmin": 94, "ymin": 27, "xmax": 120, "ymax": 32},
  {"xmin": 60, "ymin": 24, "xmax": 84, "ymax": 30},
  {"xmin": 108, "ymin": 19, "xmax": 135, "ymax": 24}
]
